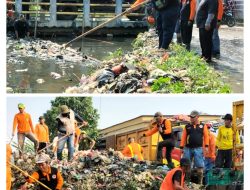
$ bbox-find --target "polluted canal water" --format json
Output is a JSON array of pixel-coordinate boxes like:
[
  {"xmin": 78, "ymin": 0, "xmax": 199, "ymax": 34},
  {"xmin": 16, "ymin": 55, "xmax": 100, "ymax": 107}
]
[
  {"xmin": 6, "ymin": 27, "xmax": 243, "ymax": 93},
  {"xmin": 7, "ymin": 37, "xmax": 134, "ymax": 93}
]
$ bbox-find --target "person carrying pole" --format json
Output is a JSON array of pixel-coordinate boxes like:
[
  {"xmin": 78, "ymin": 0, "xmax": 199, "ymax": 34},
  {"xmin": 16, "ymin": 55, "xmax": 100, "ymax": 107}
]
[
  {"xmin": 122, "ymin": 137, "xmax": 144, "ymax": 161},
  {"xmin": 12, "ymin": 103, "xmax": 38, "ymax": 158},
  {"xmin": 35, "ymin": 116, "xmax": 50, "ymax": 152},
  {"xmin": 56, "ymin": 105, "xmax": 88, "ymax": 161},
  {"xmin": 141, "ymin": 112, "xmax": 175, "ymax": 168},
  {"xmin": 180, "ymin": 110, "xmax": 209, "ymax": 184},
  {"xmin": 20, "ymin": 154, "xmax": 64, "ymax": 190},
  {"xmin": 160, "ymin": 158, "xmax": 191, "ymax": 190}
]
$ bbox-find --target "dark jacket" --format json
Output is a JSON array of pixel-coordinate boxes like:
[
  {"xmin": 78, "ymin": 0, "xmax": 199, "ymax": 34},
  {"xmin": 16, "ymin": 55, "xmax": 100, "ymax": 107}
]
[
  {"xmin": 152, "ymin": 0, "xmax": 180, "ymax": 11},
  {"xmin": 196, "ymin": 0, "xmax": 218, "ymax": 28},
  {"xmin": 14, "ymin": 19, "xmax": 29, "ymax": 38}
]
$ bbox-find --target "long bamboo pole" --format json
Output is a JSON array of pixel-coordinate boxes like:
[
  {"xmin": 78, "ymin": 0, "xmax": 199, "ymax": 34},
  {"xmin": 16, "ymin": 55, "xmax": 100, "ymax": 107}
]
[
  {"xmin": 38, "ymin": 124, "xmax": 86, "ymax": 153},
  {"xmin": 63, "ymin": 0, "xmax": 150, "ymax": 48},
  {"xmin": 8, "ymin": 162, "xmax": 52, "ymax": 190}
]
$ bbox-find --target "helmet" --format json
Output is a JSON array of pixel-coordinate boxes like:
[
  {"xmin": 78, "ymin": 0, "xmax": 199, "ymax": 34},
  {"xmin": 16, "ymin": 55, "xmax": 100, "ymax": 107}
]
[{"xmin": 35, "ymin": 154, "xmax": 50, "ymax": 164}]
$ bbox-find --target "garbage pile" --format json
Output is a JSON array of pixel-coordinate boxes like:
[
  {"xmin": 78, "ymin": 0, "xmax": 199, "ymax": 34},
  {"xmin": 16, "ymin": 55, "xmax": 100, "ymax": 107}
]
[
  {"xmin": 11, "ymin": 149, "xmax": 167, "ymax": 190},
  {"xmin": 7, "ymin": 37, "xmax": 99, "ymax": 64},
  {"xmin": 65, "ymin": 29, "xmax": 230, "ymax": 93}
]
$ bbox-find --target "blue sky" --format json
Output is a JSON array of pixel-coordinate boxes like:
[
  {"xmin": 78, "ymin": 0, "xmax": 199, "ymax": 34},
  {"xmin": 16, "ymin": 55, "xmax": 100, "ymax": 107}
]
[{"xmin": 7, "ymin": 95, "xmax": 243, "ymax": 138}]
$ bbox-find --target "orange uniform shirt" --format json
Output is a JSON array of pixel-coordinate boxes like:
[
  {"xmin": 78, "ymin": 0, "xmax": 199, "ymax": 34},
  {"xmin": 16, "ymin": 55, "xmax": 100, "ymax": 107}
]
[
  {"xmin": 181, "ymin": 0, "xmax": 197, "ymax": 21},
  {"xmin": 6, "ymin": 144, "xmax": 12, "ymax": 190},
  {"xmin": 160, "ymin": 167, "xmax": 185, "ymax": 190},
  {"xmin": 145, "ymin": 119, "xmax": 172, "ymax": 137},
  {"xmin": 35, "ymin": 123, "xmax": 50, "ymax": 143},
  {"xmin": 27, "ymin": 167, "xmax": 64, "ymax": 189},
  {"xmin": 122, "ymin": 142, "xmax": 144, "ymax": 161},
  {"xmin": 217, "ymin": 0, "xmax": 224, "ymax": 21},
  {"xmin": 203, "ymin": 132, "xmax": 216, "ymax": 160},
  {"xmin": 13, "ymin": 112, "xmax": 34, "ymax": 134},
  {"xmin": 74, "ymin": 125, "xmax": 81, "ymax": 146}
]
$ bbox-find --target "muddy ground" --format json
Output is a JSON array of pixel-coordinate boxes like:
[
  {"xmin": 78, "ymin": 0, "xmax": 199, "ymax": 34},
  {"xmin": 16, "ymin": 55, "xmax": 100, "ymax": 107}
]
[{"xmin": 191, "ymin": 26, "xmax": 244, "ymax": 93}]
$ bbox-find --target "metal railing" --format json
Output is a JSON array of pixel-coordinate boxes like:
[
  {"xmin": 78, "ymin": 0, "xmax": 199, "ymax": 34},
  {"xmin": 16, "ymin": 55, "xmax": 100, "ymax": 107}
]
[{"xmin": 7, "ymin": 0, "xmax": 146, "ymax": 27}]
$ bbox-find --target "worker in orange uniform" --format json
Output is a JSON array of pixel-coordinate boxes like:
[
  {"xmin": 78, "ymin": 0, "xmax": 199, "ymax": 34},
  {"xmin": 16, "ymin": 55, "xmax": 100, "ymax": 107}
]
[
  {"xmin": 12, "ymin": 103, "xmax": 38, "ymax": 158},
  {"xmin": 122, "ymin": 137, "xmax": 144, "ymax": 161},
  {"xmin": 160, "ymin": 158, "xmax": 191, "ymax": 190},
  {"xmin": 21, "ymin": 154, "xmax": 64, "ymax": 190},
  {"xmin": 35, "ymin": 116, "xmax": 50, "ymax": 152},
  {"xmin": 6, "ymin": 143, "xmax": 12, "ymax": 190},
  {"xmin": 74, "ymin": 120, "xmax": 81, "ymax": 151},
  {"xmin": 141, "ymin": 112, "xmax": 175, "ymax": 168},
  {"xmin": 180, "ymin": 110, "xmax": 209, "ymax": 184},
  {"xmin": 212, "ymin": 0, "xmax": 224, "ymax": 58},
  {"xmin": 203, "ymin": 124, "xmax": 216, "ymax": 185},
  {"xmin": 180, "ymin": 0, "xmax": 197, "ymax": 50}
]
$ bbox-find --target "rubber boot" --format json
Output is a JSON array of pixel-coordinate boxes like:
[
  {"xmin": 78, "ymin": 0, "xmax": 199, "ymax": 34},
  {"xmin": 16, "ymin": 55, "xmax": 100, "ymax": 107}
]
[{"xmin": 185, "ymin": 44, "xmax": 191, "ymax": 51}]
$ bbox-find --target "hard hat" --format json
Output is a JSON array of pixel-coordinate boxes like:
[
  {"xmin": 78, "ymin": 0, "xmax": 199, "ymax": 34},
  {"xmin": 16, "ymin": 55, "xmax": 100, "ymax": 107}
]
[{"xmin": 35, "ymin": 154, "xmax": 50, "ymax": 164}]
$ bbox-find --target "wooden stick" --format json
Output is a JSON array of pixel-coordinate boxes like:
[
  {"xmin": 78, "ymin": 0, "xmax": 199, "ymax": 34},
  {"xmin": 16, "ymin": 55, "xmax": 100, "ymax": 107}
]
[
  {"xmin": 8, "ymin": 162, "xmax": 52, "ymax": 190},
  {"xmin": 64, "ymin": 0, "xmax": 150, "ymax": 47},
  {"xmin": 38, "ymin": 124, "xmax": 86, "ymax": 153}
]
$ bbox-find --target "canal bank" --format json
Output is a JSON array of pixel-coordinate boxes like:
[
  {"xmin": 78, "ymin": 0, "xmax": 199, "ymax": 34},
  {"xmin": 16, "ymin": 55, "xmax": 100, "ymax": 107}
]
[{"xmin": 6, "ymin": 26, "xmax": 243, "ymax": 93}]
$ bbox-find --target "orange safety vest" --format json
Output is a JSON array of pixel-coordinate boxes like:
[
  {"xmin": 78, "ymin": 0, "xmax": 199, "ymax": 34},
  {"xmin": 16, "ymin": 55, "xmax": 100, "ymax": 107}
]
[
  {"xmin": 160, "ymin": 167, "xmax": 185, "ymax": 190},
  {"xmin": 127, "ymin": 143, "xmax": 144, "ymax": 161}
]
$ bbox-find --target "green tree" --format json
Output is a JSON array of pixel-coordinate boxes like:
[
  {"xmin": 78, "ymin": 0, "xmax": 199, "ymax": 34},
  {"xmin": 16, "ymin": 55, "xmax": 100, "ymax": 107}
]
[{"xmin": 43, "ymin": 97, "xmax": 99, "ymax": 142}]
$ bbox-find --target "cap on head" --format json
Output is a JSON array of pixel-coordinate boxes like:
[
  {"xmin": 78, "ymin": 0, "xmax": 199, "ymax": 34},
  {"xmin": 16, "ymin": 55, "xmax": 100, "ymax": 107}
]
[
  {"xmin": 39, "ymin": 116, "xmax": 44, "ymax": 120},
  {"xmin": 222, "ymin": 114, "xmax": 233, "ymax": 121},
  {"xmin": 18, "ymin": 103, "xmax": 25, "ymax": 109},
  {"xmin": 60, "ymin": 105, "xmax": 70, "ymax": 114},
  {"xmin": 180, "ymin": 158, "xmax": 191, "ymax": 167},
  {"xmin": 154, "ymin": 112, "xmax": 163, "ymax": 118},
  {"xmin": 81, "ymin": 130, "xmax": 87, "ymax": 134},
  {"xmin": 35, "ymin": 154, "xmax": 49, "ymax": 164},
  {"xmin": 189, "ymin": 110, "xmax": 199, "ymax": 117}
]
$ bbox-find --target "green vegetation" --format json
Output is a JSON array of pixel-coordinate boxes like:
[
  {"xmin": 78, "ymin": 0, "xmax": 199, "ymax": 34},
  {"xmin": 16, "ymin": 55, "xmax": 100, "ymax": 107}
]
[
  {"xmin": 152, "ymin": 44, "xmax": 231, "ymax": 93},
  {"xmin": 106, "ymin": 48, "xmax": 123, "ymax": 59}
]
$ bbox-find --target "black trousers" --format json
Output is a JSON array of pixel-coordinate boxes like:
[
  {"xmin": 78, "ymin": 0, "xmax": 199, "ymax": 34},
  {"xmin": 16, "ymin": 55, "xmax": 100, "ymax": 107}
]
[
  {"xmin": 180, "ymin": 20, "xmax": 193, "ymax": 45},
  {"xmin": 38, "ymin": 142, "xmax": 47, "ymax": 152},
  {"xmin": 156, "ymin": 139, "xmax": 175, "ymax": 164},
  {"xmin": 199, "ymin": 27, "xmax": 215, "ymax": 61},
  {"xmin": 156, "ymin": 6, "xmax": 179, "ymax": 49},
  {"xmin": 215, "ymin": 149, "xmax": 233, "ymax": 168}
]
